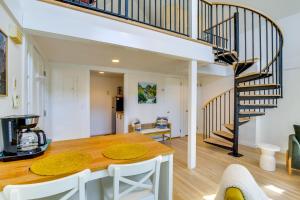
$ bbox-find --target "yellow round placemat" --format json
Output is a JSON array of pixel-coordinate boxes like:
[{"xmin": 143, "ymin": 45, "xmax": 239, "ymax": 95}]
[
  {"xmin": 102, "ymin": 143, "xmax": 149, "ymax": 160},
  {"xmin": 30, "ymin": 152, "xmax": 92, "ymax": 176}
]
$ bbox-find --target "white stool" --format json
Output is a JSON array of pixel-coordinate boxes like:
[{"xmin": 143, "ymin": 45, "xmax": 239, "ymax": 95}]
[{"xmin": 258, "ymin": 144, "xmax": 280, "ymax": 171}]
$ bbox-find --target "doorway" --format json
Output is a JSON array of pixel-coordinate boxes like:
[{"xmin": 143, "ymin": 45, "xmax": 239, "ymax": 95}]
[
  {"xmin": 90, "ymin": 71, "xmax": 124, "ymax": 136},
  {"xmin": 165, "ymin": 77, "xmax": 183, "ymax": 138}
]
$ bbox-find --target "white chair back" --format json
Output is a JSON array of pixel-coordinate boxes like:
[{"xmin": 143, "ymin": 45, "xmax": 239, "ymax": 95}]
[
  {"xmin": 107, "ymin": 156, "xmax": 162, "ymax": 200},
  {"xmin": 3, "ymin": 169, "xmax": 91, "ymax": 200}
]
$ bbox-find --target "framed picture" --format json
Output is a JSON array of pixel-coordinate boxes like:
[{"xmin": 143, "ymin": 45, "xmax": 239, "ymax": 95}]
[
  {"xmin": 138, "ymin": 82, "xmax": 157, "ymax": 104},
  {"xmin": 0, "ymin": 29, "xmax": 7, "ymax": 96}
]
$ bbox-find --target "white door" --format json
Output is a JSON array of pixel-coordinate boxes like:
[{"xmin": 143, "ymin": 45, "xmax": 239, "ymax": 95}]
[
  {"xmin": 165, "ymin": 77, "xmax": 182, "ymax": 138},
  {"xmin": 181, "ymin": 80, "xmax": 189, "ymax": 136},
  {"xmin": 27, "ymin": 47, "xmax": 47, "ymax": 130},
  {"xmin": 50, "ymin": 66, "xmax": 90, "ymax": 141}
]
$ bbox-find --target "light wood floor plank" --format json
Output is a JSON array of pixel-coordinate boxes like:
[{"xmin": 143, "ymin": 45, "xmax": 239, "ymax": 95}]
[{"xmin": 166, "ymin": 136, "xmax": 300, "ymax": 200}]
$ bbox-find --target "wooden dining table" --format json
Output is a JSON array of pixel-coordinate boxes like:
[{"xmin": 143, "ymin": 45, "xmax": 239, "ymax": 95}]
[{"xmin": 0, "ymin": 133, "xmax": 174, "ymax": 200}]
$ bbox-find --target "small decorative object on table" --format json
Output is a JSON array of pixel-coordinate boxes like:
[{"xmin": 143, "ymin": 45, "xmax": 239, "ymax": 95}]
[
  {"xmin": 156, "ymin": 117, "xmax": 168, "ymax": 129},
  {"xmin": 258, "ymin": 143, "xmax": 280, "ymax": 171},
  {"xmin": 132, "ymin": 119, "xmax": 142, "ymax": 132}
]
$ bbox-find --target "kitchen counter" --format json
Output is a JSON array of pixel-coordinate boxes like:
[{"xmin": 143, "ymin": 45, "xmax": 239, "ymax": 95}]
[{"xmin": 0, "ymin": 133, "xmax": 174, "ymax": 200}]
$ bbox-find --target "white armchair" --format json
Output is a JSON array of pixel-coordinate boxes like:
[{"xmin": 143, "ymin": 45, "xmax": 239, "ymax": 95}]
[{"xmin": 214, "ymin": 164, "xmax": 269, "ymax": 200}]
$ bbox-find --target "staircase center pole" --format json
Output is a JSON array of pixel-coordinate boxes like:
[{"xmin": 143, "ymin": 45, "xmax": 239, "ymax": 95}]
[
  {"xmin": 229, "ymin": 11, "xmax": 243, "ymax": 157},
  {"xmin": 228, "ymin": 79, "xmax": 243, "ymax": 157}
]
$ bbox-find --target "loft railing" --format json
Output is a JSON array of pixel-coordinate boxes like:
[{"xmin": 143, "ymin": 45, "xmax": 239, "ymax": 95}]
[{"xmin": 59, "ymin": 0, "xmax": 190, "ymax": 36}]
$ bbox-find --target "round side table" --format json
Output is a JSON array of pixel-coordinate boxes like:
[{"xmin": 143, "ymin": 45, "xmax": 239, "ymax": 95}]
[{"xmin": 258, "ymin": 144, "xmax": 280, "ymax": 172}]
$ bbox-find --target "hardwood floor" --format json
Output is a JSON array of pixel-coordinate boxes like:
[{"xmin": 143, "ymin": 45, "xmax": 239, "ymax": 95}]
[{"xmin": 166, "ymin": 136, "xmax": 300, "ymax": 200}]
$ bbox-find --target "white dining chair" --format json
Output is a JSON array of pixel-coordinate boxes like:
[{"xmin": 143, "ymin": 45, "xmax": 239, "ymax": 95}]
[
  {"xmin": 2, "ymin": 169, "xmax": 91, "ymax": 200},
  {"xmin": 102, "ymin": 156, "xmax": 162, "ymax": 200}
]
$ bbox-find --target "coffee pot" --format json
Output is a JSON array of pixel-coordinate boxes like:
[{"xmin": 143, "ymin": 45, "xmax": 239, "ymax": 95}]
[{"xmin": 0, "ymin": 115, "xmax": 47, "ymax": 161}]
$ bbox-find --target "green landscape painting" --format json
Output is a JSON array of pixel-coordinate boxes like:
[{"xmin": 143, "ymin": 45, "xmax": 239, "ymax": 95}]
[
  {"xmin": 0, "ymin": 30, "xmax": 7, "ymax": 96},
  {"xmin": 138, "ymin": 82, "xmax": 157, "ymax": 104}
]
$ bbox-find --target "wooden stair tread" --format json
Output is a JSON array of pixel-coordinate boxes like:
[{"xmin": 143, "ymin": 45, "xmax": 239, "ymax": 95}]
[
  {"xmin": 233, "ymin": 58, "xmax": 259, "ymax": 65},
  {"xmin": 233, "ymin": 58, "xmax": 259, "ymax": 70},
  {"xmin": 215, "ymin": 50, "xmax": 238, "ymax": 65},
  {"xmin": 204, "ymin": 137, "xmax": 233, "ymax": 148},
  {"xmin": 213, "ymin": 131, "xmax": 234, "ymax": 139},
  {"xmin": 215, "ymin": 50, "xmax": 237, "ymax": 56},
  {"xmin": 240, "ymin": 111, "xmax": 265, "ymax": 114},
  {"xmin": 239, "ymin": 117, "xmax": 252, "ymax": 123},
  {"xmin": 224, "ymin": 124, "xmax": 234, "ymax": 131},
  {"xmin": 236, "ymin": 71, "xmax": 269, "ymax": 79},
  {"xmin": 240, "ymin": 94, "xmax": 281, "ymax": 97},
  {"xmin": 238, "ymin": 84, "xmax": 279, "ymax": 88},
  {"xmin": 240, "ymin": 103, "xmax": 276, "ymax": 107}
]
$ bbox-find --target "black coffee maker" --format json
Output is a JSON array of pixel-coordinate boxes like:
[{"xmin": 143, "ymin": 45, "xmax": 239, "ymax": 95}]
[{"xmin": 0, "ymin": 115, "xmax": 47, "ymax": 161}]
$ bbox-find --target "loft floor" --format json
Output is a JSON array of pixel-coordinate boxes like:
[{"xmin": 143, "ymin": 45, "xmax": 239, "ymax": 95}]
[{"xmin": 167, "ymin": 136, "xmax": 300, "ymax": 200}]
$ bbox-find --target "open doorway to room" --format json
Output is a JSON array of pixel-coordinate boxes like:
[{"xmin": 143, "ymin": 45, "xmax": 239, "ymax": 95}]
[{"xmin": 90, "ymin": 71, "xmax": 124, "ymax": 136}]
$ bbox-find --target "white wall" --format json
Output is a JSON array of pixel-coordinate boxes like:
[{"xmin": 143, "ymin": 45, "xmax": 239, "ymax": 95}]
[
  {"xmin": 0, "ymin": 3, "xmax": 25, "ymax": 117},
  {"xmin": 255, "ymin": 11, "xmax": 300, "ymax": 151},
  {"xmin": 256, "ymin": 69, "xmax": 300, "ymax": 151},
  {"xmin": 126, "ymin": 73, "xmax": 167, "ymax": 124},
  {"xmin": 48, "ymin": 63, "xmax": 187, "ymax": 141},
  {"xmin": 90, "ymin": 72, "xmax": 123, "ymax": 135},
  {"xmin": 125, "ymin": 72, "xmax": 185, "ymax": 136},
  {"xmin": 2, "ymin": 0, "xmax": 23, "ymax": 26}
]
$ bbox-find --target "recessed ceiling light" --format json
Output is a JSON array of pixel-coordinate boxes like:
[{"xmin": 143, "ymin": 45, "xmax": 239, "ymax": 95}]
[
  {"xmin": 99, "ymin": 71, "xmax": 105, "ymax": 74},
  {"xmin": 112, "ymin": 59, "xmax": 120, "ymax": 63}
]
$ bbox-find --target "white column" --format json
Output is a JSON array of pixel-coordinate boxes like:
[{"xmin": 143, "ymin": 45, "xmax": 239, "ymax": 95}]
[
  {"xmin": 189, "ymin": 0, "xmax": 198, "ymax": 39},
  {"xmin": 188, "ymin": 60, "xmax": 197, "ymax": 169}
]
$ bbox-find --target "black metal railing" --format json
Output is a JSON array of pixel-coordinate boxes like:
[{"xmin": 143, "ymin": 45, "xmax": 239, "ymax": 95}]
[
  {"xmin": 202, "ymin": 89, "xmax": 234, "ymax": 142},
  {"xmin": 60, "ymin": 0, "xmax": 190, "ymax": 36},
  {"xmin": 197, "ymin": 0, "xmax": 212, "ymax": 42},
  {"xmin": 199, "ymin": 0, "xmax": 284, "ymax": 156},
  {"xmin": 198, "ymin": 2, "xmax": 283, "ymax": 90}
]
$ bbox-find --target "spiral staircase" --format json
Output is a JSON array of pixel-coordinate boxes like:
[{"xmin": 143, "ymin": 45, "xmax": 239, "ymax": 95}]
[{"xmin": 198, "ymin": 1, "xmax": 284, "ymax": 157}]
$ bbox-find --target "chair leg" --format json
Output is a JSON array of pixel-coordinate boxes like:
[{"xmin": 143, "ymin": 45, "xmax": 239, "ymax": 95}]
[
  {"xmin": 288, "ymin": 158, "xmax": 292, "ymax": 175},
  {"xmin": 286, "ymin": 151, "xmax": 288, "ymax": 170},
  {"xmin": 286, "ymin": 151, "xmax": 292, "ymax": 175}
]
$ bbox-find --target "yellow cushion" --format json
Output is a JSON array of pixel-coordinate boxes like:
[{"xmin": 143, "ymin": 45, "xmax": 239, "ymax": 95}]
[{"xmin": 224, "ymin": 187, "xmax": 245, "ymax": 200}]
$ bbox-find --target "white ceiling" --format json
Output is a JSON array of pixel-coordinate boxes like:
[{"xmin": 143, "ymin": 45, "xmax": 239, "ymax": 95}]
[
  {"xmin": 216, "ymin": 0, "xmax": 300, "ymax": 20},
  {"xmin": 32, "ymin": 35, "xmax": 191, "ymax": 75}
]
